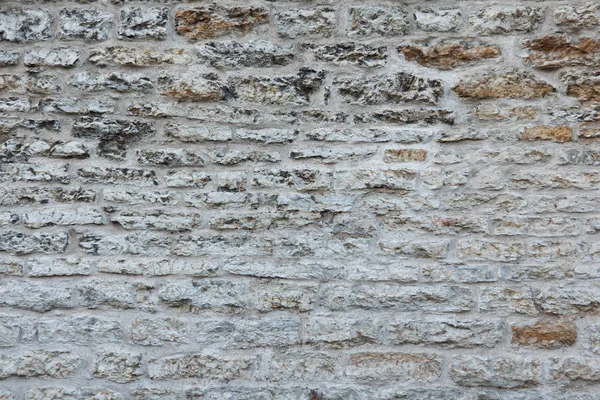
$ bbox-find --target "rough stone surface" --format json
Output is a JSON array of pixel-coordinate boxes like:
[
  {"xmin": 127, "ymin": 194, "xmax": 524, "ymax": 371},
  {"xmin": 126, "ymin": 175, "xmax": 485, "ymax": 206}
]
[{"xmin": 0, "ymin": 0, "xmax": 598, "ymax": 397}]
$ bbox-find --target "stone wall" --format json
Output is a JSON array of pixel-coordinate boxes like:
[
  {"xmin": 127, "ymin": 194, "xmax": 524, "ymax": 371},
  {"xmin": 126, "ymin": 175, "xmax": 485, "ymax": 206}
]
[{"xmin": 1, "ymin": 0, "xmax": 600, "ymax": 398}]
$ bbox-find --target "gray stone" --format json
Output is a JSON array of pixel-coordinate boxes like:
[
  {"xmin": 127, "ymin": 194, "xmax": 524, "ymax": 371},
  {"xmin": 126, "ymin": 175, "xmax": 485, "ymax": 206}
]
[
  {"xmin": 59, "ymin": 8, "xmax": 113, "ymax": 41},
  {"xmin": 0, "ymin": 9, "xmax": 52, "ymax": 42}
]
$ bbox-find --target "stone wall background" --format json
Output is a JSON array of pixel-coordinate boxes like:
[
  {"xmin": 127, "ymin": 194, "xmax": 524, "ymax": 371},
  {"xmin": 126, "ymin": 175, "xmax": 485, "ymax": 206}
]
[{"xmin": 1, "ymin": 0, "xmax": 600, "ymax": 398}]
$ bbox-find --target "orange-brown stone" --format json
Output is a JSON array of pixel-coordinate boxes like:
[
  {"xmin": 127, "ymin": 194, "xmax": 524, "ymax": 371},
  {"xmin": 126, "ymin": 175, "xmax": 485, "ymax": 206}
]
[
  {"xmin": 522, "ymin": 126, "xmax": 573, "ymax": 142},
  {"xmin": 511, "ymin": 321, "xmax": 577, "ymax": 348},
  {"xmin": 524, "ymin": 36, "xmax": 600, "ymax": 69}
]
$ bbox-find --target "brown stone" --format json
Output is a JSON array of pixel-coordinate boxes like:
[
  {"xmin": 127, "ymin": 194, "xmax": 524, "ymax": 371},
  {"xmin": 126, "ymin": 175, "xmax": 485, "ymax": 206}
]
[
  {"xmin": 522, "ymin": 126, "xmax": 572, "ymax": 142},
  {"xmin": 399, "ymin": 41, "xmax": 501, "ymax": 70},
  {"xmin": 561, "ymin": 70, "xmax": 600, "ymax": 102},
  {"xmin": 511, "ymin": 321, "xmax": 577, "ymax": 348},
  {"xmin": 523, "ymin": 36, "xmax": 600, "ymax": 69},
  {"xmin": 383, "ymin": 149, "xmax": 427, "ymax": 162},
  {"xmin": 453, "ymin": 71, "xmax": 555, "ymax": 100},
  {"xmin": 174, "ymin": 6, "xmax": 269, "ymax": 41}
]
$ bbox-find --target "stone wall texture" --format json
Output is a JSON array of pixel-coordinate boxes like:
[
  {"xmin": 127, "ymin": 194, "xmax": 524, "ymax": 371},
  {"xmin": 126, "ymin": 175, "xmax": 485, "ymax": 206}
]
[{"xmin": 1, "ymin": 0, "xmax": 600, "ymax": 398}]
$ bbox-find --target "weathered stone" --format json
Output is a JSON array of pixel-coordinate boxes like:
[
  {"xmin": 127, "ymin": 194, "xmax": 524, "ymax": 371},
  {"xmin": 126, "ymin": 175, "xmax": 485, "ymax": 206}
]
[
  {"xmin": 521, "ymin": 125, "xmax": 572, "ymax": 142},
  {"xmin": 0, "ymin": 280, "xmax": 73, "ymax": 312},
  {"xmin": 535, "ymin": 286, "xmax": 600, "ymax": 315},
  {"xmin": 77, "ymin": 167, "xmax": 158, "ymax": 186},
  {"xmin": 174, "ymin": 235, "xmax": 271, "ymax": 257},
  {"xmin": 24, "ymin": 47, "xmax": 80, "ymax": 68},
  {"xmin": 383, "ymin": 148, "xmax": 427, "ymax": 162},
  {"xmin": 511, "ymin": 321, "xmax": 577, "ymax": 348},
  {"xmin": 1, "ymin": 74, "xmax": 61, "ymax": 94},
  {"xmin": 290, "ymin": 147, "xmax": 375, "ymax": 164},
  {"xmin": 229, "ymin": 69, "xmax": 324, "ymax": 106},
  {"xmin": 0, "ymin": 119, "xmax": 60, "ymax": 134},
  {"xmin": 0, "ymin": 51, "xmax": 19, "ymax": 67},
  {"xmin": 0, "ymin": 230, "xmax": 69, "ymax": 255},
  {"xmin": 0, "ymin": 98, "xmax": 31, "ymax": 113},
  {"xmin": 197, "ymin": 40, "xmax": 294, "ymax": 68},
  {"xmin": 335, "ymin": 72, "xmax": 442, "ymax": 105},
  {"xmin": 422, "ymin": 264, "xmax": 497, "ymax": 283},
  {"xmin": 38, "ymin": 316, "xmax": 121, "ymax": 344},
  {"xmin": 195, "ymin": 316, "xmax": 300, "ymax": 349},
  {"xmin": 79, "ymin": 232, "xmax": 170, "ymax": 256},
  {"xmin": 131, "ymin": 318, "xmax": 185, "ymax": 346},
  {"xmin": 59, "ymin": 8, "xmax": 112, "ymax": 41},
  {"xmin": 175, "ymin": 6, "xmax": 269, "ymax": 41},
  {"xmin": 249, "ymin": 280, "xmax": 317, "ymax": 312},
  {"xmin": 523, "ymin": 36, "xmax": 600, "ymax": 70},
  {"xmin": 0, "ymin": 351, "xmax": 81, "ymax": 378},
  {"xmin": 165, "ymin": 170, "xmax": 211, "ymax": 188},
  {"xmin": 0, "ymin": 9, "xmax": 52, "ymax": 42},
  {"xmin": 560, "ymin": 149, "xmax": 600, "ymax": 165},
  {"xmin": 93, "ymin": 352, "xmax": 143, "ymax": 383},
  {"xmin": 347, "ymin": 6, "xmax": 409, "ymax": 37},
  {"xmin": 90, "ymin": 46, "xmax": 191, "ymax": 67},
  {"xmin": 23, "ymin": 208, "xmax": 103, "ymax": 228},
  {"xmin": 73, "ymin": 117, "xmax": 155, "ymax": 161},
  {"xmin": 253, "ymin": 168, "xmax": 331, "ymax": 191},
  {"xmin": 148, "ymin": 353, "xmax": 256, "ymax": 380},
  {"xmin": 555, "ymin": 4, "xmax": 599, "ymax": 30},
  {"xmin": 159, "ymin": 72, "xmax": 225, "ymax": 102},
  {"xmin": 39, "ymin": 98, "xmax": 115, "ymax": 114},
  {"xmin": 471, "ymin": 104, "xmax": 539, "ymax": 121},
  {"xmin": 99, "ymin": 258, "xmax": 217, "ymax": 277},
  {"xmin": 78, "ymin": 280, "xmax": 154, "ymax": 311},
  {"xmin": 306, "ymin": 43, "xmax": 387, "ymax": 67},
  {"xmin": 346, "ymin": 352, "xmax": 443, "ymax": 382},
  {"xmin": 137, "ymin": 148, "xmax": 206, "ymax": 167},
  {"xmin": 470, "ymin": 6, "xmax": 544, "ymax": 35},
  {"xmin": 451, "ymin": 355, "xmax": 541, "ymax": 388},
  {"xmin": 0, "ymin": 187, "xmax": 96, "ymax": 206},
  {"xmin": 165, "ymin": 123, "xmax": 233, "ymax": 142},
  {"xmin": 356, "ymin": 109, "xmax": 455, "ymax": 125},
  {"xmin": 109, "ymin": 209, "xmax": 201, "ymax": 232},
  {"xmin": 400, "ymin": 41, "xmax": 501, "ymax": 70},
  {"xmin": 69, "ymin": 71, "xmax": 153, "ymax": 92},
  {"xmin": 305, "ymin": 313, "xmax": 380, "ymax": 348},
  {"xmin": 379, "ymin": 238, "xmax": 450, "ymax": 258},
  {"xmin": 321, "ymin": 283, "xmax": 474, "ymax": 312},
  {"xmin": 276, "ymin": 8, "xmax": 335, "ymax": 38},
  {"xmin": 212, "ymin": 149, "xmax": 281, "ymax": 165},
  {"xmin": 390, "ymin": 318, "xmax": 503, "ymax": 348},
  {"xmin": 414, "ymin": 8, "xmax": 461, "ymax": 32},
  {"xmin": 453, "ymin": 70, "xmax": 555, "ymax": 99},
  {"xmin": 549, "ymin": 357, "xmax": 600, "ymax": 383},
  {"xmin": 118, "ymin": 7, "xmax": 168, "ymax": 39},
  {"xmin": 562, "ymin": 70, "xmax": 600, "ymax": 102},
  {"xmin": 480, "ymin": 286, "xmax": 538, "ymax": 315}
]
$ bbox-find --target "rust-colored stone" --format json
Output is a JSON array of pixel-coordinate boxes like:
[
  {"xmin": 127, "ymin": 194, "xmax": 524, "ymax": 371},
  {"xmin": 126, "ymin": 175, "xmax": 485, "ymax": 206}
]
[
  {"xmin": 522, "ymin": 126, "xmax": 573, "ymax": 142},
  {"xmin": 453, "ymin": 71, "xmax": 555, "ymax": 100},
  {"xmin": 399, "ymin": 41, "xmax": 501, "ymax": 70},
  {"xmin": 174, "ymin": 6, "xmax": 269, "ymax": 41},
  {"xmin": 524, "ymin": 36, "xmax": 600, "ymax": 69},
  {"xmin": 383, "ymin": 149, "xmax": 427, "ymax": 162},
  {"xmin": 511, "ymin": 320, "xmax": 577, "ymax": 348}
]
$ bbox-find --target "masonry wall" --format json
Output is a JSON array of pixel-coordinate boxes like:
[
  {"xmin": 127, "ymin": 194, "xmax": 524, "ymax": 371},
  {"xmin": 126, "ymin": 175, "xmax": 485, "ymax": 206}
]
[{"xmin": 0, "ymin": 0, "xmax": 599, "ymax": 398}]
